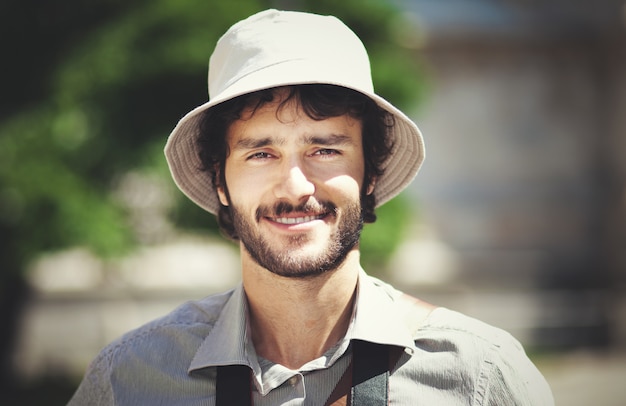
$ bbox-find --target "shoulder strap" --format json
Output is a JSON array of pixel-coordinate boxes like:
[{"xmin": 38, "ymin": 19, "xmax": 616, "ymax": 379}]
[
  {"xmin": 325, "ymin": 341, "xmax": 392, "ymax": 406},
  {"xmin": 351, "ymin": 340, "xmax": 392, "ymax": 405},
  {"xmin": 215, "ymin": 349, "xmax": 393, "ymax": 406},
  {"xmin": 216, "ymin": 365, "xmax": 251, "ymax": 406}
]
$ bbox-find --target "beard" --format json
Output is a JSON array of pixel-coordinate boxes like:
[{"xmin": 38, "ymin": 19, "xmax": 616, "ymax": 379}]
[{"xmin": 230, "ymin": 198, "xmax": 364, "ymax": 278}]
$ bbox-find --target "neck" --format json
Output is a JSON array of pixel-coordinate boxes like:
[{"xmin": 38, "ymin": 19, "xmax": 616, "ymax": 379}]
[{"xmin": 241, "ymin": 248, "xmax": 360, "ymax": 370}]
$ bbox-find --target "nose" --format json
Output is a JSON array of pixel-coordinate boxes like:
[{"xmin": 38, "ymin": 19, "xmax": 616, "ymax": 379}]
[{"xmin": 273, "ymin": 163, "xmax": 315, "ymax": 204}]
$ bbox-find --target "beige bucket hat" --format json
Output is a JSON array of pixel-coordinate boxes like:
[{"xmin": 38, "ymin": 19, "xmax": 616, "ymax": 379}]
[{"xmin": 164, "ymin": 9, "xmax": 425, "ymax": 214}]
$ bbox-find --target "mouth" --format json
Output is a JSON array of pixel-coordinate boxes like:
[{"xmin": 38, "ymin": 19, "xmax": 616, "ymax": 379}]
[
  {"xmin": 271, "ymin": 213, "xmax": 327, "ymax": 225},
  {"xmin": 258, "ymin": 200, "xmax": 336, "ymax": 227}
]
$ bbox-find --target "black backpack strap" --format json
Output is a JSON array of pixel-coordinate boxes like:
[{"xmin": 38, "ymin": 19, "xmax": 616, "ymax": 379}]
[
  {"xmin": 325, "ymin": 340, "xmax": 405, "ymax": 406},
  {"xmin": 351, "ymin": 340, "xmax": 392, "ymax": 405},
  {"xmin": 216, "ymin": 365, "xmax": 252, "ymax": 406},
  {"xmin": 216, "ymin": 343, "xmax": 397, "ymax": 406}
]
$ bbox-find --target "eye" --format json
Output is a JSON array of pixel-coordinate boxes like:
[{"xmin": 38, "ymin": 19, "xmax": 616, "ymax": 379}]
[
  {"xmin": 313, "ymin": 148, "xmax": 340, "ymax": 157},
  {"xmin": 247, "ymin": 151, "xmax": 274, "ymax": 160}
]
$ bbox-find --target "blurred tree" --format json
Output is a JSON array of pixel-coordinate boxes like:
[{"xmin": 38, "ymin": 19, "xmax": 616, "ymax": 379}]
[{"xmin": 0, "ymin": 0, "xmax": 424, "ymax": 385}]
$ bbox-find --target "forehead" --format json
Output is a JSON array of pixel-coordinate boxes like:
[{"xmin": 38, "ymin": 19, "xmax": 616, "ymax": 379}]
[{"xmin": 227, "ymin": 94, "xmax": 363, "ymax": 145}]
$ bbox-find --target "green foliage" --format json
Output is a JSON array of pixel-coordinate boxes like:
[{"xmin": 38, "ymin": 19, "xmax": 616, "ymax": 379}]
[
  {"xmin": 0, "ymin": 104, "xmax": 133, "ymax": 263},
  {"xmin": 0, "ymin": 0, "xmax": 424, "ymax": 282}
]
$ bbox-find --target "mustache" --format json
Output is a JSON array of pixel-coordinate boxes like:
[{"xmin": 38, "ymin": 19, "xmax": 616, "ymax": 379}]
[{"xmin": 256, "ymin": 200, "xmax": 337, "ymax": 221}]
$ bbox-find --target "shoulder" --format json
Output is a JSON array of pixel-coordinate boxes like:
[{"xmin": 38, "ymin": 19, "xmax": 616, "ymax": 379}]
[
  {"xmin": 412, "ymin": 308, "xmax": 554, "ymax": 405},
  {"xmin": 413, "ymin": 307, "xmax": 526, "ymax": 380},
  {"xmin": 69, "ymin": 289, "xmax": 235, "ymax": 404},
  {"xmin": 93, "ymin": 288, "xmax": 234, "ymax": 370},
  {"xmin": 364, "ymin": 275, "xmax": 554, "ymax": 405},
  {"xmin": 419, "ymin": 307, "xmax": 519, "ymax": 350},
  {"xmin": 362, "ymin": 276, "xmax": 529, "ymax": 359}
]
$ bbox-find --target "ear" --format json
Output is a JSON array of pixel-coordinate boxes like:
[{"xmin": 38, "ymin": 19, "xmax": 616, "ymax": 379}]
[
  {"xmin": 366, "ymin": 177, "xmax": 376, "ymax": 196},
  {"xmin": 215, "ymin": 165, "xmax": 229, "ymax": 206},
  {"xmin": 217, "ymin": 185, "xmax": 229, "ymax": 206}
]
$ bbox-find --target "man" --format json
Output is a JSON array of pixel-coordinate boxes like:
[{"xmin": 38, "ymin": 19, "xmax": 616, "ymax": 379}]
[{"xmin": 69, "ymin": 9, "xmax": 554, "ymax": 405}]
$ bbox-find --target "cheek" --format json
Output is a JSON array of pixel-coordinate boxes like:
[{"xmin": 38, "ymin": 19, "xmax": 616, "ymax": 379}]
[
  {"xmin": 222, "ymin": 166, "xmax": 264, "ymax": 207},
  {"xmin": 315, "ymin": 154, "xmax": 365, "ymax": 187},
  {"xmin": 323, "ymin": 174, "xmax": 363, "ymax": 197},
  {"xmin": 331, "ymin": 159, "xmax": 366, "ymax": 194}
]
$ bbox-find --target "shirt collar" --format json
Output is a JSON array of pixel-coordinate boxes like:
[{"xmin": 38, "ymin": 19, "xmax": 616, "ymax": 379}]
[
  {"xmin": 348, "ymin": 269, "xmax": 416, "ymax": 352},
  {"xmin": 188, "ymin": 270, "xmax": 416, "ymax": 374},
  {"xmin": 188, "ymin": 284, "xmax": 257, "ymax": 373}
]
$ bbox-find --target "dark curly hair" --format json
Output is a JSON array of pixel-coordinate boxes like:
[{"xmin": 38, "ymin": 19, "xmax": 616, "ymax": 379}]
[{"xmin": 197, "ymin": 84, "xmax": 394, "ymax": 240}]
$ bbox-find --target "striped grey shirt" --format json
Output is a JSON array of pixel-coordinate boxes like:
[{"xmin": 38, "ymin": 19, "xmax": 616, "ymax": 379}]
[{"xmin": 69, "ymin": 272, "xmax": 554, "ymax": 405}]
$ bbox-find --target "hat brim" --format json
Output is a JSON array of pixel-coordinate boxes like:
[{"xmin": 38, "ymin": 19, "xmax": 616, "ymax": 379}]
[{"xmin": 164, "ymin": 71, "xmax": 424, "ymax": 215}]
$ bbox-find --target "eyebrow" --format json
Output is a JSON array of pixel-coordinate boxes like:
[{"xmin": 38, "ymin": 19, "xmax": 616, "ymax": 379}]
[
  {"xmin": 233, "ymin": 133, "xmax": 354, "ymax": 150},
  {"xmin": 234, "ymin": 137, "xmax": 280, "ymax": 150},
  {"xmin": 304, "ymin": 134, "xmax": 354, "ymax": 146}
]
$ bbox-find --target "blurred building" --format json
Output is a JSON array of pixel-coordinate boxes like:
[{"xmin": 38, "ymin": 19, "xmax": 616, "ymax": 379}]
[{"xmin": 390, "ymin": 0, "xmax": 626, "ymax": 349}]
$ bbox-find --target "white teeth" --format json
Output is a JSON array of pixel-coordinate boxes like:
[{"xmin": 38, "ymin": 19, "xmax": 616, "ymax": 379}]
[{"xmin": 274, "ymin": 215, "xmax": 321, "ymax": 224}]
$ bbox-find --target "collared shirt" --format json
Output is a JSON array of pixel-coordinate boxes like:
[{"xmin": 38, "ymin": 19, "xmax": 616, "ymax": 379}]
[{"xmin": 69, "ymin": 272, "xmax": 554, "ymax": 405}]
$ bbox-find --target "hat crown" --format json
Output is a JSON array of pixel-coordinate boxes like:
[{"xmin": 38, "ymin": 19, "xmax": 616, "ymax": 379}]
[
  {"xmin": 164, "ymin": 9, "xmax": 424, "ymax": 215},
  {"xmin": 208, "ymin": 9, "xmax": 374, "ymax": 100}
]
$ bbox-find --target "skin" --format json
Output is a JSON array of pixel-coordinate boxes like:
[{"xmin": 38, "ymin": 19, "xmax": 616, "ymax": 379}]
[{"xmin": 217, "ymin": 90, "xmax": 373, "ymax": 369}]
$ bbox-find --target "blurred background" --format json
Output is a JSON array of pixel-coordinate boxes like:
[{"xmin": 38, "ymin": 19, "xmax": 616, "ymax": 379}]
[{"xmin": 1, "ymin": 0, "xmax": 625, "ymax": 404}]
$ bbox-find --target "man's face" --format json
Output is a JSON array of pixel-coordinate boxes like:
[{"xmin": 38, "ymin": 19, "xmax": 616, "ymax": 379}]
[{"xmin": 217, "ymin": 93, "xmax": 370, "ymax": 278}]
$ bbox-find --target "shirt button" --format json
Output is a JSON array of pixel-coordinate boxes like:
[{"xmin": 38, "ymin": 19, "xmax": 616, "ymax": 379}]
[{"xmin": 288, "ymin": 375, "xmax": 299, "ymax": 386}]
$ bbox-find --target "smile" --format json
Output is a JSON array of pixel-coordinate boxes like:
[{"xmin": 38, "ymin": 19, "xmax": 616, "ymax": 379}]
[{"xmin": 272, "ymin": 214, "xmax": 326, "ymax": 225}]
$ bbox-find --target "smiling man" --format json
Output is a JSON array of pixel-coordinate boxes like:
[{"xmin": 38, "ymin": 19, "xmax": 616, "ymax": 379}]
[{"xmin": 69, "ymin": 9, "xmax": 554, "ymax": 405}]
